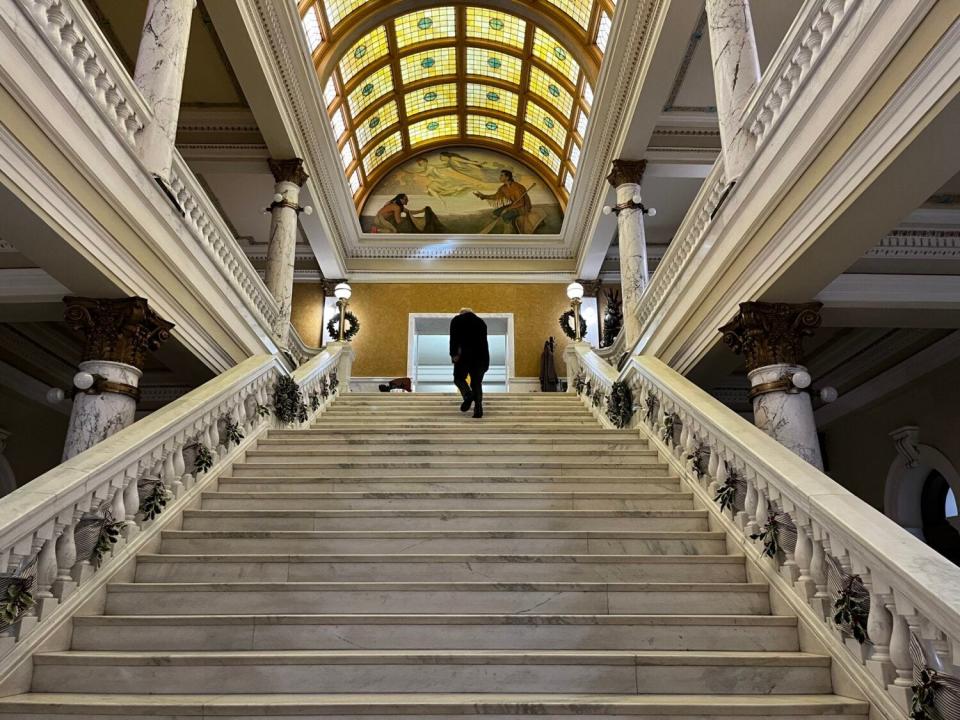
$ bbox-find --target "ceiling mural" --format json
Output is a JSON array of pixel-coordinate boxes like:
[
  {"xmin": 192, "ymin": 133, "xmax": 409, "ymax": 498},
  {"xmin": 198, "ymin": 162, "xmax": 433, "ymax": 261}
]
[
  {"xmin": 359, "ymin": 146, "xmax": 564, "ymax": 235},
  {"xmin": 298, "ymin": 0, "xmax": 613, "ymax": 212}
]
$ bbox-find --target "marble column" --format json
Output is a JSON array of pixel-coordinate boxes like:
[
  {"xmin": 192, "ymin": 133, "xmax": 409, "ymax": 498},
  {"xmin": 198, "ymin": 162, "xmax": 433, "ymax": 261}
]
[
  {"xmin": 720, "ymin": 301, "xmax": 824, "ymax": 469},
  {"xmin": 705, "ymin": 0, "xmax": 762, "ymax": 182},
  {"xmin": 62, "ymin": 297, "xmax": 174, "ymax": 460},
  {"xmin": 607, "ymin": 160, "xmax": 650, "ymax": 350},
  {"xmin": 133, "ymin": 0, "xmax": 196, "ymax": 182},
  {"xmin": 265, "ymin": 158, "xmax": 309, "ymax": 346}
]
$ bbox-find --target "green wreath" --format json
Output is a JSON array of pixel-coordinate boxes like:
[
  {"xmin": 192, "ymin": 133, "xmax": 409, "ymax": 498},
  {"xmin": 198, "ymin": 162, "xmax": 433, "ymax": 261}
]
[
  {"xmin": 558, "ymin": 309, "xmax": 587, "ymax": 340},
  {"xmin": 327, "ymin": 310, "xmax": 360, "ymax": 342}
]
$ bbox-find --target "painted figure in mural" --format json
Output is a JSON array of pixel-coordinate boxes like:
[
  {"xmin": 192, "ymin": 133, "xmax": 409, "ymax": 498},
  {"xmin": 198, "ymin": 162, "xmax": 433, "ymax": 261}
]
[
  {"xmin": 473, "ymin": 170, "xmax": 543, "ymax": 234},
  {"xmin": 449, "ymin": 308, "xmax": 489, "ymax": 419},
  {"xmin": 373, "ymin": 194, "xmax": 424, "ymax": 233}
]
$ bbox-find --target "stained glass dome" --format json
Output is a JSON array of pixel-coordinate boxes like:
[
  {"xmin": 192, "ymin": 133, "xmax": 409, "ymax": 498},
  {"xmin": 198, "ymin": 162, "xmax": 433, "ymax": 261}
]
[{"xmin": 299, "ymin": 0, "xmax": 615, "ymax": 206}]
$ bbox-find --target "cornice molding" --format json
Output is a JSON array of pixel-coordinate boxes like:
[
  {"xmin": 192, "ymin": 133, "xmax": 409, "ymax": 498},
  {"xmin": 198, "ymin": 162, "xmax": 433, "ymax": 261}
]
[{"xmin": 866, "ymin": 229, "xmax": 960, "ymax": 259}]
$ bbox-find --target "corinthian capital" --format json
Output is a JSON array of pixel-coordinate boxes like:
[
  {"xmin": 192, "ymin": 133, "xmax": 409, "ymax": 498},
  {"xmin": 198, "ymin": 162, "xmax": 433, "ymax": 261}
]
[
  {"xmin": 719, "ymin": 301, "xmax": 822, "ymax": 371},
  {"xmin": 64, "ymin": 297, "xmax": 174, "ymax": 370},
  {"xmin": 607, "ymin": 159, "xmax": 647, "ymax": 188},
  {"xmin": 268, "ymin": 158, "xmax": 309, "ymax": 186}
]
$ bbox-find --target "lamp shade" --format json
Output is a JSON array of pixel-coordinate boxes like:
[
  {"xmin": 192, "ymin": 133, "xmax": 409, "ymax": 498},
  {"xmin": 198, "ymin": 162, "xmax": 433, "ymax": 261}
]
[
  {"xmin": 566, "ymin": 282, "xmax": 584, "ymax": 300},
  {"xmin": 334, "ymin": 282, "xmax": 352, "ymax": 300}
]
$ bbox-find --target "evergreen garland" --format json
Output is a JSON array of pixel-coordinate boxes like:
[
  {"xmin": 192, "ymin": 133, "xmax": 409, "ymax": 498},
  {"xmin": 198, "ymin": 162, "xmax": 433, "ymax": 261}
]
[
  {"xmin": 255, "ymin": 403, "xmax": 270, "ymax": 419},
  {"xmin": 833, "ymin": 577, "xmax": 870, "ymax": 643},
  {"xmin": 750, "ymin": 512, "xmax": 782, "ymax": 558},
  {"xmin": 910, "ymin": 670, "xmax": 938, "ymax": 720},
  {"xmin": 329, "ymin": 372, "xmax": 339, "ymax": 393},
  {"xmin": 327, "ymin": 310, "xmax": 360, "ymax": 342},
  {"xmin": 592, "ymin": 389, "xmax": 605, "ymax": 408},
  {"xmin": 606, "ymin": 381, "xmax": 634, "ymax": 428},
  {"xmin": 558, "ymin": 309, "xmax": 587, "ymax": 340},
  {"xmin": 320, "ymin": 376, "xmax": 330, "ymax": 399},
  {"xmin": 573, "ymin": 373, "xmax": 587, "ymax": 395},
  {"xmin": 644, "ymin": 394, "xmax": 658, "ymax": 423},
  {"xmin": 715, "ymin": 476, "xmax": 739, "ymax": 513},
  {"xmin": 309, "ymin": 391, "xmax": 321, "ymax": 412},
  {"xmin": 688, "ymin": 446, "xmax": 709, "ymax": 479},
  {"xmin": 661, "ymin": 413, "xmax": 677, "ymax": 445},
  {"xmin": 273, "ymin": 376, "xmax": 308, "ymax": 425},
  {"xmin": 601, "ymin": 288, "xmax": 623, "ymax": 348},
  {"xmin": 193, "ymin": 443, "xmax": 213, "ymax": 474},
  {"xmin": 223, "ymin": 418, "xmax": 244, "ymax": 447},
  {"xmin": 91, "ymin": 521, "xmax": 126, "ymax": 567}
]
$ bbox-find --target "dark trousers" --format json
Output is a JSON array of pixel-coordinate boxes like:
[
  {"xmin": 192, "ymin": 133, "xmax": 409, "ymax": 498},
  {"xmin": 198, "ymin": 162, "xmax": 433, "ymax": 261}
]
[{"xmin": 453, "ymin": 362, "xmax": 485, "ymax": 407}]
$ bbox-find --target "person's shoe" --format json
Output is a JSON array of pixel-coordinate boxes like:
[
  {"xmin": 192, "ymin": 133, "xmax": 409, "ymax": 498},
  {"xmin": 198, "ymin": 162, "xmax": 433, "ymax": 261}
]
[
  {"xmin": 472, "ymin": 404, "xmax": 483, "ymax": 419},
  {"xmin": 460, "ymin": 394, "xmax": 473, "ymax": 412}
]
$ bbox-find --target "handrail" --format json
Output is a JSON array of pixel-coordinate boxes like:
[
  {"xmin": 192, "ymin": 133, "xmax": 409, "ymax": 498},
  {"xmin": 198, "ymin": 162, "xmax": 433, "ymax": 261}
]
[
  {"xmin": 17, "ymin": 0, "xmax": 281, "ymax": 343},
  {"xmin": 0, "ymin": 344, "xmax": 344, "ymax": 654},
  {"xmin": 288, "ymin": 324, "xmax": 322, "ymax": 365},
  {"xmin": 595, "ymin": 328, "xmax": 626, "ymax": 365},
  {"xmin": 570, "ymin": 344, "xmax": 960, "ymax": 715}
]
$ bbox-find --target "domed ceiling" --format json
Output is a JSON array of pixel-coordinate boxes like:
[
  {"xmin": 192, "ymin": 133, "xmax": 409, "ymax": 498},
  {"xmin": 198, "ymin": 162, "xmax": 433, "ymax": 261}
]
[{"xmin": 298, "ymin": 0, "xmax": 614, "ymax": 210}]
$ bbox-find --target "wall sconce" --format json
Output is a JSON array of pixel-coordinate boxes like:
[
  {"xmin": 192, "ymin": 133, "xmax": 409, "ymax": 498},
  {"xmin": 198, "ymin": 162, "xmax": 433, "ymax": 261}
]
[
  {"xmin": 334, "ymin": 282, "xmax": 352, "ymax": 342},
  {"xmin": 566, "ymin": 281, "xmax": 584, "ymax": 342},
  {"xmin": 602, "ymin": 191, "xmax": 657, "ymax": 217}
]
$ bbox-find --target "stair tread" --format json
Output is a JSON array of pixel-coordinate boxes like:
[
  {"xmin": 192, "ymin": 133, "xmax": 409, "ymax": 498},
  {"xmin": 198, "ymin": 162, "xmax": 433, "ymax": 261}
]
[
  {"xmin": 180, "ymin": 509, "xmax": 706, "ymax": 517},
  {"xmin": 74, "ymin": 613, "xmax": 797, "ymax": 626},
  {"xmin": 203, "ymin": 491, "xmax": 692, "ymax": 498},
  {"xmin": 136, "ymin": 553, "xmax": 741, "ymax": 563},
  {"xmin": 35, "ymin": 650, "xmax": 831, "ymax": 666},
  {"xmin": 165, "ymin": 529, "xmax": 726, "ymax": 537},
  {"xmin": 108, "ymin": 581, "xmax": 768, "ymax": 592}
]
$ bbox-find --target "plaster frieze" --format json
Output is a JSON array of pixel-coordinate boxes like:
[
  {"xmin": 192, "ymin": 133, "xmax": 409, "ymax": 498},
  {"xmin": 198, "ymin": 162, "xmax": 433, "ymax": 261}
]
[{"xmin": 866, "ymin": 229, "xmax": 960, "ymax": 259}]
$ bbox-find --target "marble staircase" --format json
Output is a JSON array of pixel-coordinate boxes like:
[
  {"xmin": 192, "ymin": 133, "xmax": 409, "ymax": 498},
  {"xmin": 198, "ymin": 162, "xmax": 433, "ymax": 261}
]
[{"xmin": 0, "ymin": 393, "xmax": 869, "ymax": 718}]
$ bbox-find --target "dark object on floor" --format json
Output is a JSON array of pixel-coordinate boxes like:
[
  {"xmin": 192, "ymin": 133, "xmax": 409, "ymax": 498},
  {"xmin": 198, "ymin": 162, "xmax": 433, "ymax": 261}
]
[
  {"xmin": 540, "ymin": 336, "xmax": 559, "ymax": 392},
  {"xmin": 378, "ymin": 377, "xmax": 412, "ymax": 392}
]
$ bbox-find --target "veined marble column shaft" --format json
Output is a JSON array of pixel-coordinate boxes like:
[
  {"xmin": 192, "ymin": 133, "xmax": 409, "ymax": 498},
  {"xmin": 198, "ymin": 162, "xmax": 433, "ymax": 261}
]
[
  {"xmin": 62, "ymin": 297, "xmax": 174, "ymax": 461},
  {"xmin": 607, "ymin": 160, "xmax": 650, "ymax": 350},
  {"xmin": 720, "ymin": 301, "xmax": 824, "ymax": 469},
  {"xmin": 133, "ymin": 0, "xmax": 196, "ymax": 181},
  {"xmin": 265, "ymin": 159, "xmax": 309, "ymax": 346},
  {"xmin": 705, "ymin": 0, "xmax": 762, "ymax": 181}
]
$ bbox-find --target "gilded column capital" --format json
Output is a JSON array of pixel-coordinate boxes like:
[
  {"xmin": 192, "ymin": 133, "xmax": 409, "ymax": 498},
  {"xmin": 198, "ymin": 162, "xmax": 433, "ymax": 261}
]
[
  {"xmin": 268, "ymin": 158, "xmax": 309, "ymax": 187},
  {"xmin": 64, "ymin": 297, "xmax": 174, "ymax": 370},
  {"xmin": 607, "ymin": 159, "xmax": 647, "ymax": 188},
  {"xmin": 719, "ymin": 301, "xmax": 822, "ymax": 371}
]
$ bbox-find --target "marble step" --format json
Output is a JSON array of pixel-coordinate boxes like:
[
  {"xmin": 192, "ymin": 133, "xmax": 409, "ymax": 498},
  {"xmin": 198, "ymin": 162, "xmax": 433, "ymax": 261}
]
[
  {"xmin": 244, "ymin": 449, "xmax": 657, "ymax": 462},
  {"xmin": 229, "ymin": 463, "xmax": 672, "ymax": 478},
  {"xmin": 163, "ymin": 529, "xmax": 727, "ymax": 555},
  {"xmin": 176, "ymin": 509, "xmax": 710, "ymax": 532},
  {"xmin": 255, "ymin": 440, "xmax": 649, "ymax": 452},
  {"xmin": 103, "ymin": 581, "xmax": 771, "ymax": 615},
  {"xmin": 133, "ymin": 554, "xmax": 747, "ymax": 583},
  {"xmin": 270, "ymin": 429, "xmax": 637, "ymax": 439},
  {"xmin": 31, "ymin": 649, "xmax": 832, "ymax": 695},
  {"xmin": 215, "ymin": 476, "xmax": 683, "ymax": 493},
  {"xmin": 199, "ymin": 491, "xmax": 696, "ymax": 512},
  {"xmin": 72, "ymin": 613, "xmax": 799, "ymax": 652},
  {"xmin": 0, "ymin": 692, "xmax": 872, "ymax": 718}
]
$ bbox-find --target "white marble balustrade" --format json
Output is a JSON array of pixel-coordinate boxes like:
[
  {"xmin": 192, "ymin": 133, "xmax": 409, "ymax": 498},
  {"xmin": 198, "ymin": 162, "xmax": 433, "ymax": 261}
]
[
  {"xmin": 0, "ymin": 345, "xmax": 346, "ymax": 659},
  {"xmin": 569, "ymin": 343, "xmax": 960, "ymax": 716}
]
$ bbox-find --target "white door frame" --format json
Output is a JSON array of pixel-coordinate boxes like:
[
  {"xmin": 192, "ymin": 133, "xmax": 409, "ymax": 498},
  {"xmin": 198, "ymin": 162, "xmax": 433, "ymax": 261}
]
[{"xmin": 407, "ymin": 313, "xmax": 515, "ymax": 391}]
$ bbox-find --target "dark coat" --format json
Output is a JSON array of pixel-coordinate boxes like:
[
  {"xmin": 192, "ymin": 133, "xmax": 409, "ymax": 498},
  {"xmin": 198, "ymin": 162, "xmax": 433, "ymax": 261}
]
[{"xmin": 449, "ymin": 312, "xmax": 490, "ymax": 372}]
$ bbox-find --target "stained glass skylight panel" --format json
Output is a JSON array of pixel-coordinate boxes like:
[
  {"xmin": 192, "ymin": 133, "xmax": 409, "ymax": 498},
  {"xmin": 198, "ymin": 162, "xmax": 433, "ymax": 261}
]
[
  {"xmin": 340, "ymin": 141, "xmax": 354, "ymax": 169},
  {"xmin": 323, "ymin": 76, "xmax": 337, "ymax": 106},
  {"xmin": 395, "ymin": 7, "xmax": 456, "ymax": 48},
  {"xmin": 544, "ymin": 0, "xmax": 591, "ymax": 29},
  {"xmin": 330, "ymin": 107, "xmax": 346, "ymax": 138},
  {"xmin": 532, "ymin": 29, "xmax": 579, "ymax": 85},
  {"xmin": 363, "ymin": 131, "xmax": 402, "ymax": 174},
  {"xmin": 408, "ymin": 114, "xmax": 459, "ymax": 146},
  {"xmin": 465, "ymin": 83, "xmax": 519, "ymax": 115},
  {"xmin": 596, "ymin": 12, "xmax": 612, "ymax": 53},
  {"xmin": 465, "ymin": 7, "xmax": 526, "ymax": 50},
  {"xmin": 523, "ymin": 131, "xmax": 561, "ymax": 175},
  {"xmin": 529, "ymin": 65, "xmax": 573, "ymax": 118},
  {"xmin": 339, "ymin": 26, "xmax": 388, "ymax": 83},
  {"xmin": 466, "ymin": 47, "xmax": 522, "ymax": 84},
  {"xmin": 525, "ymin": 101, "xmax": 566, "ymax": 149},
  {"xmin": 400, "ymin": 46, "xmax": 457, "ymax": 84},
  {"xmin": 347, "ymin": 64, "xmax": 393, "ymax": 115},
  {"xmin": 563, "ymin": 171, "xmax": 574, "ymax": 193},
  {"xmin": 349, "ymin": 169, "xmax": 361, "ymax": 194},
  {"xmin": 324, "ymin": 0, "xmax": 372, "ymax": 29},
  {"xmin": 582, "ymin": 82, "xmax": 594, "ymax": 108},
  {"xmin": 301, "ymin": 7, "xmax": 323, "ymax": 53},
  {"xmin": 404, "ymin": 83, "xmax": 458, "ymax": 117},
  {"xmin": 466, "ymin": 115, "xmax": 516, "ymax": 144},
  {"xmin": 575, "ymin": 109, "xmax": 588, "ymax": 138},
  {"xmin": 356, "ymin": 101, "xmax": 399, "ymax": 148},
  {"xmin": 569, "ymin": 141, "xmax": 581, "ymax": 169}
]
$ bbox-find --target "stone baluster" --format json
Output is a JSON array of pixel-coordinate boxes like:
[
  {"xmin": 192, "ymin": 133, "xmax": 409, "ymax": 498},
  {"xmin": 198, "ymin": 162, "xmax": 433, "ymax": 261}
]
[
  {"xmin": 705, "ymin": 0, "xmax": 762, "ymax": 183},
  {"xmin": 109, "ymin": 485, "xmax": 126, "ymax": 556},
  {"xmin": 743, "ymin": 476, "xmax": 758, "ymax": 535},
  {"xmin": 34, "ymin": 534, "xmax": 59, "ymax": 619},
  {"xmin": 864, "ymin": 581, "xmax": 895, "ymax": 687},
  {"xmin": 52, "ymin": 512, "xmax": 80, "ymax": 600},
  {"xmin": 123, "ymin": 471, "xmax": 140, "ymax": 539},
  {"xmin": 753, "ymin": 485, "xmax": 769, "ymax": 540},
  {"xmin": 172, "ymin": 443, "xmax": 188, "ymax": 490},
  {"xmin": 793, "ymin": 518, "xmax": 815, "ymax": 599},
  {"xmin": 133, "ymin": 0, "xmax": 197, "ymax": 183},
  {"xmin": 265, "ymin": 159, "xmax": 310, "ymax": 345},
  {"xmin": 605, "ymin": 160, "xmax": 652, "ymax": 351},
  {"xmin": 808, "ymin": 528, "xmax": 829, "ymax": 619},
  {"xmin": 62, "ymin": 297, "xmax": 173, "ymax": 460},
  {"xmin": 887, "ymin": 606, "xmax": 915, "ymax": 710},
  {"xmin": 719, "ymin": 302, "xmax": 824, "ymax": 469}
]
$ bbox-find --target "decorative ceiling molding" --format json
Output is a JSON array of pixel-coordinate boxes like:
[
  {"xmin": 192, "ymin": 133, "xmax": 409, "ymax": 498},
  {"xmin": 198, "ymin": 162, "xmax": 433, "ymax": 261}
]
[
  {"xmin": 865, "ymin": 229, "xmax": 960, "ymax": 259},
  {"xmin": 347, "ymin": 243, "xmax": 575, "ymax": 259},
  {"xmin": 661, "ymin": 8, "xmax": 712, "ymax": 113}
]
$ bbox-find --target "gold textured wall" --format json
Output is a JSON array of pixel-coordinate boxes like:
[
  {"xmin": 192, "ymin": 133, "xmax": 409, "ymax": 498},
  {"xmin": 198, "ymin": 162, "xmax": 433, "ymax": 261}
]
[{"xmin": 291, "ymin": 283, "xmax": 574, "ymax": 378}]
